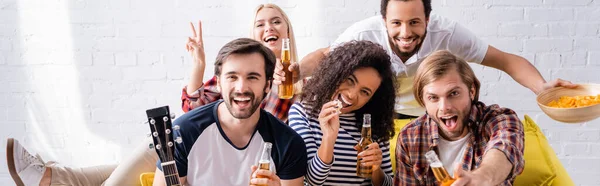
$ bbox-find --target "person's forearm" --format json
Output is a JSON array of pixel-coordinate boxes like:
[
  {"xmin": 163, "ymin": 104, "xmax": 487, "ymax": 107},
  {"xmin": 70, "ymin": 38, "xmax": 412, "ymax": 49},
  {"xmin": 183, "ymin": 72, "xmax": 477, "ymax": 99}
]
[
  {"xmin": 473, "ymin": 149, "xmax": 512, "ymax": 185},
  {"xmin": 483, "ymin": 46, "xmax": 546, "ymax": 94},
  {"xmin": 371, "ymin": 168, "xmax": 386, "ymax": 186},
  {"xmin": 186, "ymin": 63, "xmax": 206, "ymax": 95},
  {"xmin": 298, "ymin": 47, "xmax": 328, "ymax": 80},
  {"xmin": 307, "ymin": 135, "xmax": 336, "ymax": 185},
  {"xmin": 502, "ymin": 54, "xmax": 546, "ymax": 94},
  {"xmin": 317, "ymin": 135, "xmax": 336, "ymax": 164}
]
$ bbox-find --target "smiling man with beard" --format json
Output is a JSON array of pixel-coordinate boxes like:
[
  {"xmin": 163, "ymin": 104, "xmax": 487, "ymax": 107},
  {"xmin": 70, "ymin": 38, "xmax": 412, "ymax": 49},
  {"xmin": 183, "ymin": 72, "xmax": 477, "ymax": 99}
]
[
  {"xmin": 394, "ymin": 50, "xmax": 524, "ymax": 186},
  {"xmin": 285, "ymin": 0, "xmax": 576, "ymax": 119},
  {"xmin": 153, "ymin": 38, "xmax": 306, "ymax": 186}
]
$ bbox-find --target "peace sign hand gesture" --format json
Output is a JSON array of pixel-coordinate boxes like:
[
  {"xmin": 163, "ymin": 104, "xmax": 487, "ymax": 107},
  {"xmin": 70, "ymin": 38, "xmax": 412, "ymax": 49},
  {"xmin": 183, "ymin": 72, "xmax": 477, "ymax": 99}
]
[{"xmin": 186, "ymin": 20, "xmax": 206, "ymax": 66}]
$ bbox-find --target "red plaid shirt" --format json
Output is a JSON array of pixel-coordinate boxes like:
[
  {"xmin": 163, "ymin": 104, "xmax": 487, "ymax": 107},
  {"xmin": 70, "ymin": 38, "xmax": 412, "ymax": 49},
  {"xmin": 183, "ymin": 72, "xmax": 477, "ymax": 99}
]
[
  {"xmin": 181, "ymin": 76, "xmax": 295, "ymax": 121},
  {"xmin": 394, "ymin": 101, "xmax": 524, "ymax": 186}
]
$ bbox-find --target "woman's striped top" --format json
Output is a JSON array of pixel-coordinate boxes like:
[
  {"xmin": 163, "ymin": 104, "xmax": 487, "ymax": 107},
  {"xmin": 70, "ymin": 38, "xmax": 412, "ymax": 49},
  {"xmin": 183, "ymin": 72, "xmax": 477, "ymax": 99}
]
[{"xmin": 288, "ymin": 102, "xmax": 393, "ymax": 185}]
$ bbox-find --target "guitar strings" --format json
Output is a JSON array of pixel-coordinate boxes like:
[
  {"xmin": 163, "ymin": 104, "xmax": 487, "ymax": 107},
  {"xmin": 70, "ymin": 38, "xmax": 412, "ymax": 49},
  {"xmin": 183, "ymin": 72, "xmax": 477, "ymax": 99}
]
[
  {"xmin": 150, "ymin": 112, "xmax": 179, "ymax": 185},
  {"xmin": 164, "ymin": 116, "xmax": 179, "ymax": 185},
  {"xmin": 166, "ymin": 120, "xmax": 174, "ymax": 162},
  {"xmin": 165, "ymin": 118, "xmax": 177, "ymax": 185}
]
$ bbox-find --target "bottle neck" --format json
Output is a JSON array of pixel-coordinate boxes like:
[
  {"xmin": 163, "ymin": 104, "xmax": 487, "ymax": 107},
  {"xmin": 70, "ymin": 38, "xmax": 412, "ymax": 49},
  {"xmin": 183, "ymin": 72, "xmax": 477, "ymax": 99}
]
[
  {"xmin": 260, "ymin": 143, "xmax": 272, "ymax": 161},
  {"xmin": 281, "ymin": 49, "xmax": 291, "ymax": 62},
  {"xmin": 361, "ymin": 126, "xmax": 371, "ymax": 138},
  {"xmin": 260, "ymin": 149, "xmax": 271, "ymax": 161}
]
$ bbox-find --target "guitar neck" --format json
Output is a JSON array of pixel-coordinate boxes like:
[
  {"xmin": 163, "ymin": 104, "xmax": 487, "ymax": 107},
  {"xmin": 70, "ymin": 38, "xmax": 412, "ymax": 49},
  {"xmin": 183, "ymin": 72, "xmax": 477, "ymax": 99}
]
[
  {"xmin": 161, "ymin": 161, "xmax": 181, "ymax": 186},
  {"xmin": 146, "ymin": 106, "xmax": 181, "ymax": 186}
]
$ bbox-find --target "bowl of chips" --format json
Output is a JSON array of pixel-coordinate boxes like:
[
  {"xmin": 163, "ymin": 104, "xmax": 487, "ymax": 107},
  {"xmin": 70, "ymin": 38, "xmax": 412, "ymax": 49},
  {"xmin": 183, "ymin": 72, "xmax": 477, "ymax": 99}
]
[{"xmin": 537, "ymin": 83, "xmax": 600, "ymax": 123}]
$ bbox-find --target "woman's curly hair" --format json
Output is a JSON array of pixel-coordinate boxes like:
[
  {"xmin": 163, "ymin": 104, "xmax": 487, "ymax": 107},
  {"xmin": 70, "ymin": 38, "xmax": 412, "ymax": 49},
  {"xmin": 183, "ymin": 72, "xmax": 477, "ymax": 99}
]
[{"xmin": 301, "ymin": 40, "xmax": 397, "ymax": 141}]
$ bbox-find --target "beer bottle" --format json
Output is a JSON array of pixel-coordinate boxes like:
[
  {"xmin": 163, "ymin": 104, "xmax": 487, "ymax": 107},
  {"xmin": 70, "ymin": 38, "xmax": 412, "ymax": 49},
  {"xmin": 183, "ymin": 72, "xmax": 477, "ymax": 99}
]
[
  {"xmin": 255, "ymin": 142, "xmax": 272, "ymax": 186},
  {"xmin": 425, "ymin": 150, "xmax": 455, "ymax": 186},
  {"xmin": 356, "ymin": 114, "xmax": 373, "ymax": 178},
  {"xmin": 278, "ymin": 38, "xmax": 294, "ymax": 99}
]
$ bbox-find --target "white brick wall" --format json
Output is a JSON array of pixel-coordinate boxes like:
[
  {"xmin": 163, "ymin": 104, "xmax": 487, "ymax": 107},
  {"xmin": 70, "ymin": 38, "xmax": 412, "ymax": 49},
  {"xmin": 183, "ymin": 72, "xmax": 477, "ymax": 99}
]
[{"xmin": 1, "ymin": 0, "xmax": 599, "ymax": 185}]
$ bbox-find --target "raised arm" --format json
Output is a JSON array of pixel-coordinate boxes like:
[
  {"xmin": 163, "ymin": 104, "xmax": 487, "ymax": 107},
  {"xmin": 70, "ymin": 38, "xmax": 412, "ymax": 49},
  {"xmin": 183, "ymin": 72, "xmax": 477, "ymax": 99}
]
[
  {"xmin": 186, "ymin": 20, "xmax": 207, "ymax": 95},
  {"xmin": 180, "ymin": 20, "xmax": 223, "ymax": 113},
  {"xmin": 481, "ymin": 46, "xmax": 577, "ymax": 94},
  {"xmin": 288, "ymin": 103, "xmax": 336, "ymax": 185},
  {"xmin": 447, "ymin": 22, "xmax": 576, "ymax": 95},
  {"xmin": 453, "ymin": 108, "xmax": 525, "ymax": 185},
  {"xmin": 452, "ymin": 149, "xmax": 513, "ymax": 186},
  {"xmin": 181, "ymin": 77, "xmax": 221, "ymax": 113},
  {"xmin": 298, "ymin": 47, "xmax": 329, "ymax": 79}
]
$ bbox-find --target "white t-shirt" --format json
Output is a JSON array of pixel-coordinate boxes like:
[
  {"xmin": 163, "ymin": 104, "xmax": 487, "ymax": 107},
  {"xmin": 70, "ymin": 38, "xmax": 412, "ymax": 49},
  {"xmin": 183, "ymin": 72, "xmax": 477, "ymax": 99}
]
[
  {"xmin": 331, "ymin": 14, "xmax": 488, "ymax": 116},
  {"xmin": 157, "ymin": 100, "xmax": 307, "ymax": 185},
  {"xmin": 437, "ymin": 133, "xmax": 471, "ymax": 177}
]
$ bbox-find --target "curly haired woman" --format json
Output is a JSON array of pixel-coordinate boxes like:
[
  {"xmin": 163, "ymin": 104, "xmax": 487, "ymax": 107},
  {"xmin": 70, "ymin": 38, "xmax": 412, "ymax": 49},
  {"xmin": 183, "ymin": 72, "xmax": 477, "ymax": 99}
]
[{"xmin": 289, "ymin": 40, "xmax": 397, "ymax": 185}]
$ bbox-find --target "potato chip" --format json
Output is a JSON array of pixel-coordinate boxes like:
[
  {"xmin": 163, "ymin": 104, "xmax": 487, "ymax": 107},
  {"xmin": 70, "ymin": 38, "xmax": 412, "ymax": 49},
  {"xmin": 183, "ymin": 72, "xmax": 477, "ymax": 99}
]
[
  {"xmin": 333, "ymin": 99, "xmax": 343, "ymax": 114},
  {"xmin": 547, "ymin": 94, "xmax": 600, "ymax": 108}
]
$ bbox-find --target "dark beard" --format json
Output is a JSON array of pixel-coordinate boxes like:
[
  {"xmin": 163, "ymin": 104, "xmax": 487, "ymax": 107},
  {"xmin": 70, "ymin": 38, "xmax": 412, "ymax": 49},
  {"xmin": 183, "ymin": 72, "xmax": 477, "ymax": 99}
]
[
  {"xmin": 225, "ymin": 91, "xmax": 262, "ymax": 119},
  {"xmin": 398, "ymin": 43, "xmax": 421, "ymax": 60},
  {"xmin": 394, "ymin": 31, "xmax": 427, "ymax": 61}
]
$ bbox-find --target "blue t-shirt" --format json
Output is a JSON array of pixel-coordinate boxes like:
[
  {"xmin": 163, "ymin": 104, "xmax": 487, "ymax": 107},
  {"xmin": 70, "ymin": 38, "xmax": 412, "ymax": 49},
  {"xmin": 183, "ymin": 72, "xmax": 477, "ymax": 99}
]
[{"xmin": 156, "ymin": 100, "xmax": 307, "ymax": 185}]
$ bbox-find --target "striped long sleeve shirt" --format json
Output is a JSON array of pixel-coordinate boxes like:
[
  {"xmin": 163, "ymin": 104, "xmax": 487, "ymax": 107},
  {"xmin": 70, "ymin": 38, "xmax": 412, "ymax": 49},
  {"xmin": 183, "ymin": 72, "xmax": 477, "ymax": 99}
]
[{"xmin": 288, "ymin": 102, "xmax": 393, "ymax": 185}]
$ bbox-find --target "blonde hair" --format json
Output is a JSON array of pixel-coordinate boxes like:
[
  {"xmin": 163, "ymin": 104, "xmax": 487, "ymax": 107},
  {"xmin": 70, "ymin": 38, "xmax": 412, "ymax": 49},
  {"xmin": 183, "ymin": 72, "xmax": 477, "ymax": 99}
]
[
  {"xmin": 251, "ymin": 4, "xmax": 298, "ymax": 63},
  {"xmin": 251, "ymin": 4, "xmax": 303, "ymax": 94},
  {"xmin": 413, "ymin": 50, "xmax": 481, "ymax": 107}
]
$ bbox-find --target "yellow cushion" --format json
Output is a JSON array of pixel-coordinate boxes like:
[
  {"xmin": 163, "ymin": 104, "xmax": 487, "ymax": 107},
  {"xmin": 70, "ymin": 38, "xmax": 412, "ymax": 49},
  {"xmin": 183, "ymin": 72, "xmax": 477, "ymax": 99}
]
[
  {"xmin": 390, "ymin": 119, "xmax": 413, "ymax": 172},
  {"xmin": 514, "ymin": 115, "xmax": 575, "ymax": 186},
  {"xmin": 140, "ymin": 172, "xmax": 155, "ymax": 186},
  {"xmin": 548, "ymin": 147, "xmax": 575, "ymax": 186},
  {"xmin": 514, "ymin": 115, "xmax": 556, "ymax": 185}
]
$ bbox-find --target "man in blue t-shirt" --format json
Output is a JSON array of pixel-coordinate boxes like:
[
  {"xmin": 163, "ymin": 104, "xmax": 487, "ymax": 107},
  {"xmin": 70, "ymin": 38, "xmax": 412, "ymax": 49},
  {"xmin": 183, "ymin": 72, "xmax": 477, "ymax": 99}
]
[{"xmin": 153, "ymin": 38, "xmax": 307, "ymax": 186}]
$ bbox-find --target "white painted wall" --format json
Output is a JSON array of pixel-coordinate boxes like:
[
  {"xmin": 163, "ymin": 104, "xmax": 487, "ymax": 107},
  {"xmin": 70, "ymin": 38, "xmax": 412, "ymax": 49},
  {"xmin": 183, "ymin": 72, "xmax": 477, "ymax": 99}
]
[{"xmin": 1, "ymin": 0, "xmax": 599, "ymax": 185}]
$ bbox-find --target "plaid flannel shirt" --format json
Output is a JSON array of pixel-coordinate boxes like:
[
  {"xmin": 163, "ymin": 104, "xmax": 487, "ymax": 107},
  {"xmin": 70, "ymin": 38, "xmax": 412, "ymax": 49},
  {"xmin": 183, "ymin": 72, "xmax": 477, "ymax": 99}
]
[
  {"xmin": 181, "ymin": 76, "xmax": 294, "ymax": 121},
  {"xmin": 394, "ymin": 101, "xmax": 525, "ymax": 186}
]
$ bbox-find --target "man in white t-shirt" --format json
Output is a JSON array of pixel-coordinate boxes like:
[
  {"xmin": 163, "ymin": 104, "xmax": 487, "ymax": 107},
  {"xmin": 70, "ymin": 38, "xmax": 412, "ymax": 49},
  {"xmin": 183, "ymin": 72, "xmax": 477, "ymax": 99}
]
[
  {"xmin": 275, "ymin": 0, "xmax": 576, "ymax": 117},
  {"xmin": 153, "ymin": 38, "xmax": 306, "ymax": 186}
]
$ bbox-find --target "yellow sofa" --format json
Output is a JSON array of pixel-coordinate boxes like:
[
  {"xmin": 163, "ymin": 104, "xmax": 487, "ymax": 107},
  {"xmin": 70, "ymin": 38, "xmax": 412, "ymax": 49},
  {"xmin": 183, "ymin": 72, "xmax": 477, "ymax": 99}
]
[
  {"xmin": 389, "ymin": 115, "xmax": 574, "ymax": 186},
  {"xmin": 140, "ymin": 172, "xmax": 154, "ymax": 186}
]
